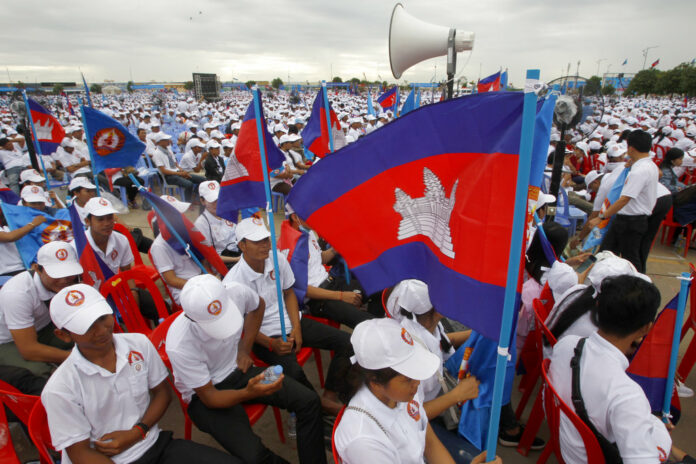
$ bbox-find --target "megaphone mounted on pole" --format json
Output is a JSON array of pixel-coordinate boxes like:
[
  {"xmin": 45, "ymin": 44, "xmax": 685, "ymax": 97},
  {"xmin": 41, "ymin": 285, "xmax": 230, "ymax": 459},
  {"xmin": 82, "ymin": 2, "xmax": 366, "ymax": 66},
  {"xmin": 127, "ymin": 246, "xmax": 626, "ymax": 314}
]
[{"xmin": 388, "ymin": 3, "xmax": 474, "ymax": 99}]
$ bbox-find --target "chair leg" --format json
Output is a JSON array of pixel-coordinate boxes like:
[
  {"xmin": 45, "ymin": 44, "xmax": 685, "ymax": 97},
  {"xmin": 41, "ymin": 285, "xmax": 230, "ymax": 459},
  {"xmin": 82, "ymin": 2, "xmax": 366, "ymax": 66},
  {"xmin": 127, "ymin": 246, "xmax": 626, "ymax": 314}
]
[
  {"xmin": 515, "ymin": 370, "xmax": 539, "ymax": 420},
  {"xmin": 185, "ymin": 416, "xmax": 192, "ymax": 440},
  {"xmin": 677, "ymin": 333, "xmax": 696, "ymax": 382},
  {"xmin": 517, "ymin": 389, "xmax": 545, "ymax": 457},
  {"xmin": 313, "ymin": 348, "xmax": 325, "ymax": 389},
  {"xmin": 686, "ymin": 226, "xmax": 694, "ymax": 257},
  {"xmin": 272, "ymin": 407, "xmax": 285, "ymax": 443},
  {"xmin": 536, "ymin": 443, "xmax": 553, "ymax": 464}
]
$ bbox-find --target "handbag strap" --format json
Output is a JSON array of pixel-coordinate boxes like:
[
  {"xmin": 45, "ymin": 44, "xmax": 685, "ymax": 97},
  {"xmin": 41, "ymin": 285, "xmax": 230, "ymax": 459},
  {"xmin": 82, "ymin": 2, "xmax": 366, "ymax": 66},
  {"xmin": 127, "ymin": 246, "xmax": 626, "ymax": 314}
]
[{"xmin": 345, "ymin": 406, "xmax": 388, "ymax": 437}]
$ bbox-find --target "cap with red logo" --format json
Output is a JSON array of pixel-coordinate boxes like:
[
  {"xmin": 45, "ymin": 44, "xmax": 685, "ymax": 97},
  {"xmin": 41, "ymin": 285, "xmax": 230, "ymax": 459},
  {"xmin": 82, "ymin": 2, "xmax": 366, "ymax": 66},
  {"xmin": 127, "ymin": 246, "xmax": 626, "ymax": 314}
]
[
  {"xmin": 160, "ymin": 194, "xmax": 191, "ymax": 213},
  {"xmin": 235, "ymin": 217, "xmax": 271, "ymax": 242},
  {"xmin": 84, "ymin": 197, "xmax": 119, "ymax": 217},
  {"xmin": 179, "ymin": 274, "xmax": 242, "ymax": 340},
  {"xmin": 36, "ymin": 241, "xmax": 83, "ymax": 278},
  {"xmin": 50, "ymin": 284, "xmax": 113, "ymax": 335},
  {"xmin": 349, "ymin": 318, "xmax": 440, "ymax": 380},
  {"xmin": 20, "ymin": 185, "xmax": 49, "ymax": 204},
  {"xmin": 199, "ymin": 181, "xmax": 220, "ymax": 203}
]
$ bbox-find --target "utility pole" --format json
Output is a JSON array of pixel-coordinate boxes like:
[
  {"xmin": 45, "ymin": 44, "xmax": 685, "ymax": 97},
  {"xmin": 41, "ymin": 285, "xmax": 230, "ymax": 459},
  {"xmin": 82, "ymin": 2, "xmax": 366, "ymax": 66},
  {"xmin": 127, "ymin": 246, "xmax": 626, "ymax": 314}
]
[
  {"xmin": 595, "ymin": 59, "xmax": 606, "ymax": 77},
  {"xmin": 642, "ymin": 45, "xmax": 659, "ymax": 69}
]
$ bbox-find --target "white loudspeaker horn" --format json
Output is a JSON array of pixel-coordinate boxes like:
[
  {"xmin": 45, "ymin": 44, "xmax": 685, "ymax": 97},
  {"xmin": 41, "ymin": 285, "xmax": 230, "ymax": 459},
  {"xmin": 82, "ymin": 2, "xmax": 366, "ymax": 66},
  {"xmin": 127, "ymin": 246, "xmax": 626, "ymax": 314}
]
[{"xmin": 389, "ymin": 3, "xmax": 475, "ymax": 79}]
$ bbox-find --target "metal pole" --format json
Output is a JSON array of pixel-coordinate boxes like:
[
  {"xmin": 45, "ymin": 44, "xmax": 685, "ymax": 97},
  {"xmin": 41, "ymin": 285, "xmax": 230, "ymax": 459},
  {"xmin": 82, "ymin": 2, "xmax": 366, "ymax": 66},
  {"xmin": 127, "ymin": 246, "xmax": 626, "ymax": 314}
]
[
  {"xmin": 663, "ymin": 273, "xmax": 691, "ymax": 423},
  {"xmin": 79, "ymin": 105, "xmax": 101, "ymax": 196}
]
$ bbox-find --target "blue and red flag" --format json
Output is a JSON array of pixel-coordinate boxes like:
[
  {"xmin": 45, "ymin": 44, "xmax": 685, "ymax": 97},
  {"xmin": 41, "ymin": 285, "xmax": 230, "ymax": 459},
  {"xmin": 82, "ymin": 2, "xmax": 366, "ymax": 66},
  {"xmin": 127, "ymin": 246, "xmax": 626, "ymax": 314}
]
[
  {"xmin": 69, "ymin": 202, "xmax": 113, "ymax": 288},
  {"xmin": 217, "ymin": 92, "xmax": 286, "ymax": 220},
  {"xmin": 301, "ymin": 86, "xmax": 341, "ymax": 158},
  {"xmin": 288, "ymin": 91, "xmax": 547, "ymax": 341},
  {"xmin": 582, "ymin": 166, "xmax": 629, "ymax": 250},
  {"xmin": 399, "ymin": 89, "xmax": 417, "ymax": 117},
  {"xmin": 61, "ymin": 91, "xmax": 75, "ymax": 116},
  {"xmin": 81, "ymin": 73, "xmax": 93, "ymax": 107},
  {"xmin": 627, "ymin": 293, "xmax": 682, "ymax": 422},
  {"xmin": 278, "ymin": 219, "xmax": 309, "ymax": 303},
  {"xmin": 140, "ymin": 189, "xmax": 228, "ymax": 276},
  {"xmin": 477, "ymin": 71, "xmax": 502, "ymax": 93},
  {"xmin": 82, "ymin": 106, "xmax": 145, "ymax": 174},
  {"xmin": 377, "ymin": 86, "xmax": 398, "ymax": 112},
  {"xmin": 26, "ymin": 98, "xmax": 65, "ymax": 155},
  {"xmin": 0, "ymin": 181, "xmax": 20, "ymax": 204}
]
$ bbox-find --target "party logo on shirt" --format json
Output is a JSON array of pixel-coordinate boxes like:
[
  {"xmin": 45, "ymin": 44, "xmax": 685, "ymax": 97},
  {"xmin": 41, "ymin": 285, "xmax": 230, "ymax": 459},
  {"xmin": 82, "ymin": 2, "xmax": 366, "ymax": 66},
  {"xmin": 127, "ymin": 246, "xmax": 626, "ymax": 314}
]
[
  {"xmin": 110, "ymin": 249, "xmax": 118, "ymax": 261},
  {"xmin": 93, "ymin": 128, "xmax": 126, "ymax": 156},
  {"xmin": 407, "ymin": 400, "xmax": 421, "ymax": 421},
  {"xmin": 207, "ymin": 300, "xmax": 222, "ymax": 316},
  {"xmin": 65, "ymin": 290, "xmax": 85, "ymax": 307},
  {"xmin": 269, "ymin": 269, "xmax": 276, "ymax": 281},
  {"xmin": 401, "ymin": 328, "xmax": 414, "ymax": 346},
  {"xmin": 128, "ymin": 350, "xmax": 145, "ymax": 371},
  {"xmin": 166, "ymin": 196, "xmax": 177, "ymax": 203},
  {"xmin": 41, "ymin": 220, "xmax": 73, "ymax": 244},
  {"xmin": 225, "ymin": 220, "xmax": 235, "ymax": 227},
  {"xmin": 55, "ymin": 248, "xmax": 69, "ymax": 261},
  {"xmin": 658, "ymin": 447, "xmax": 667, "ymax": 463}
]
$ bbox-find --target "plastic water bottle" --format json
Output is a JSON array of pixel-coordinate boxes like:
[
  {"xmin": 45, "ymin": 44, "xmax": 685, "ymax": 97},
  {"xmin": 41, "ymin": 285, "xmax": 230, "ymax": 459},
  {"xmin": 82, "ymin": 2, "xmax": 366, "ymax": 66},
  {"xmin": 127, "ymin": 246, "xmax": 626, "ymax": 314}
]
[
  {"xmin": 287, "ymin": 412, "xmax": 297, "ymax": 441},
  {"xmin": 261, "ymin": 365, "xmax": 283, "ymax": 384},
  {"xmin": 676, "ymin": 236, "xmax": 686, "ymax": 256}
]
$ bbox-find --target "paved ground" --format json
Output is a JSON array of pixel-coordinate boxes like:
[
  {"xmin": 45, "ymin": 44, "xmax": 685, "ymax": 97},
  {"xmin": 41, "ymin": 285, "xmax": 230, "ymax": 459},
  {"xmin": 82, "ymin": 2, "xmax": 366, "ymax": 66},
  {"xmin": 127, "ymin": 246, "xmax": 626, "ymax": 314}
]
[{"xmin": 12, "ymin": 200, "xmax": 696, "ymax": 463}]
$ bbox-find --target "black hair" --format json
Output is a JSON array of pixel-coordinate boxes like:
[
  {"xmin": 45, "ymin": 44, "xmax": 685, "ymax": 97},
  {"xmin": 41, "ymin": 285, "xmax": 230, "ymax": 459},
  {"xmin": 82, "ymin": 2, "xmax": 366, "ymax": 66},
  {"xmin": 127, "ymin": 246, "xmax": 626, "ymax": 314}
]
[
  {"xmin": 288, "ymin": 126, "xmax": 299, "ymax": 135},
  {"xmin": 0, "ymin": 138, "xmax": 9, "ymax": 147},
  {"xmin": 549, "ymin": 286, "xmax": 595, "ymax": 342},
  {"xmin": 592, "ymin": 275, "xmax": 660, "ymax": 337},
  {"xmin": 617, "ymin": 129, "xmax": 632, "ymax": 143},
  {"xmin": 525, "ymin": 222, "xmax": 568, "ymax": 283},
  {"xmin": 626, "ymin": 130, "xmax": 652, "ymax": 154},
  {"xmin": 661, "ymin": 147, "xmax": 685, "ymax": 170},
  {"xmin": 399, "ymin": 308, "xmax": 452, "ymax": 353},
  {"xmin": 653, "ymin": 127, "xmax": 670, "ymax": 144},
  {"xmin": 337, "ymin": 365, "xmax": 400, "ymax": 403}
]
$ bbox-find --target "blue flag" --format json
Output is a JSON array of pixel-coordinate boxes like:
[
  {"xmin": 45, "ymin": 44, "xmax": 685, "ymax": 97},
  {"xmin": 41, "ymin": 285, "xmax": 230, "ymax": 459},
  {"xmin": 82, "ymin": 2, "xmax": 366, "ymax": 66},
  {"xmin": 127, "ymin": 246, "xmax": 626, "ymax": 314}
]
[
  {"xmin": 399, "ymin": 89, "xmax": 416, "ymax": 117},
  {"xmin": 583, "ymin": 167, "xmax": 629, "ymax": 250},
  {"xmin": 0, "ymin": 203, "xmax": 72, "ymax": 268},
  {"xmin": 0, "ymin": 183, "xmax": 20, "ymax": 204},
  {"xmin": 415, "ymin": 89, "xmax": 421, "ymax": 109},
  {"xmin": 622, "ymin": 59, "xmax": 628, "ymax": 66},
  {"xmin": 500, "ymin": 70, "xmax": 508, "ymax": 90},
  {"xmin": 82, "ymin": 106, "xmax": 146, "ymax": 174},
  {"xmin": 82, "ymin": 73, "xmax": 93, "ymax": 107},
  {"xmin": 367, "ymin": 90, "xmax": 376, "ymax": 116}
]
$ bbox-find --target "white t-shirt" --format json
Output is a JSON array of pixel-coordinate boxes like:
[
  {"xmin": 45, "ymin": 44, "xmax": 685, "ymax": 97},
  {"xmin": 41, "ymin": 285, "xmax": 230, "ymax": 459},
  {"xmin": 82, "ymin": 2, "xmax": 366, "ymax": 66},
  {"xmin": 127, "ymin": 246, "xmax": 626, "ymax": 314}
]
[
  {"xmin": 178, "ymin": 150, "xmax": 199, "ymax": 172},
  {"xmin": 306, "ymin": 231, "xmax": 328, "ymax": 288},
  {"xmin": 0, "ymin": 271, "xmax": 54, "ymax": 344},
  {"xmin": 335, "ymin": 385, "xmax": 428, "ymax": 464},
  {"xmin": 149, "ymin": 235, "xmax": 202, "ymax": 304},
  {"xmin": 152, "ymin": 147, "xmax": 180, "ymax": 172},
  {"xmin": 55, "ymin": 147, "xmax": 90, "ymax": 175},
  {"xmin": 83, "ymin": 230, "xmax": 134, "ymax": 275},
  {"xmin": 41, "ymin": 333, "xmax": 168, "ymax": 464},
  {"xmin": 619, "ymin": 157, "xmax": 658, "ymax": 216},
  {"xmin": 193, "ymin": 210, "xmax": 238, "ymax": 255},
  {"xmin": 0, "ymin": 226, "xmax": 25, "ymax": 275},
  {"xmin": 165, "ymin": 281, "xmax": 259, "ymax": 402},
  {"xmin": 549, "ymin": 333, "xmax": 672, "ymax": 464},
  {"xmin": 593, "ymin": 165, "xmax": 625, "ymax": 212},
  {"xmin": 223, "ymin": 254, "xmax": 295, "ymax": 337},
  {"xmin": 0, "ymin": 148, "xmax": 29, "ymax": 170}
]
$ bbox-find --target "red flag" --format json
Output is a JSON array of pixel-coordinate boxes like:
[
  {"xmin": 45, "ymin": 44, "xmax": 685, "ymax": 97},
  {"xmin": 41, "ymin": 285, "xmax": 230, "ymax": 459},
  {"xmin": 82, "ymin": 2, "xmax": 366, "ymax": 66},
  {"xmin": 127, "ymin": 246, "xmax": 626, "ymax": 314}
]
[{"xmin": 651, "ymin": 59, "xmax": 660, "ymax": 68}]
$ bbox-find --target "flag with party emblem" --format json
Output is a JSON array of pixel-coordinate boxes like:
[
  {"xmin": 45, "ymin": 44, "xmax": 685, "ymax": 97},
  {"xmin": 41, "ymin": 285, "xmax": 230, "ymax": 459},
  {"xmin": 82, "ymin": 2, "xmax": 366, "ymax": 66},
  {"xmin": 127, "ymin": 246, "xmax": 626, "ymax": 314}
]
[
  {"xmin": 27, "ymin": 98, "xmax": 65, "ymax": 155},
  {"xmin": 82, "ymin": 106, "xmax": 145, "ymax": 174},
  {"xmin": 302, "ymin": 86, "xmax": 341, "ymax": 158},
  {"xmin": 0, "ymin": 202, "xmax": 72, "ymax": 268},
  {"xmin": 278, "ymin": 219, "xmax": 310, "ymax": 303}
]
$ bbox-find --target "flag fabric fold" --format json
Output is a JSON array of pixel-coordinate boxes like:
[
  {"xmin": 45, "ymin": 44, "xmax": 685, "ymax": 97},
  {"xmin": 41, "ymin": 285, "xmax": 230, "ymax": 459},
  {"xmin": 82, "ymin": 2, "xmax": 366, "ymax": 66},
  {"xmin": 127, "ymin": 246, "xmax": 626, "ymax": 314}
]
[
  {"xmin": 278, "ymin": 219, "xmax": 309, "ymax": 303},
  {"xmin": 288, "ymin": 91, "xmax": 548, "ymax": 341},
  {"xmin": 0, "ymin": 182, "xmax": 20, "ymax": 204},
  {"xmin": 399, "ymin": 89, "xmax": 417, "ymax": 117},
  {"xmin": 367, "ymin": 90, "xmax": 376, "ymax": 117},
  {"xmin": 582, "ymin": 167, "xmax": 630, "ymax": 250},
  {"xmin": 82, "ymin": 106, "xmax": 145, "ymax": 173},
  {"xmin": 217, "ymin": 92, "xmax": 285, "ymax": 219},
  {"xmin": 301, "ymin": 87, "xmax": 341, "ymax": 158},
  {"xmin": 26, "ymin": 98, "xmax": 66, "ymax": 155},
  {"xmin": 477, "ymin": 72, "xmax": 502, "ymax": 93},
  {"xmin": 82, "ymin": 73, "xmax": 93, "ymax": 107},
  {"xmin": 68, "ymin": 202, "xmax": 113, "ymax": 288}
]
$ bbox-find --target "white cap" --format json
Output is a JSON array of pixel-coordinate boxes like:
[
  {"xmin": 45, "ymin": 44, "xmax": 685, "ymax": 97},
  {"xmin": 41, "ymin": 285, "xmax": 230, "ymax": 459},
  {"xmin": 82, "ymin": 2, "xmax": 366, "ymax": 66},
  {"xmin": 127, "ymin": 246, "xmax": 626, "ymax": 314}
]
[
  {"xmin": 235, "ymin": 217, "xmax": 271, "ymax": 242},
  {"xmin": 160, "ymin": 194, "xmax": 190, "ymax": 213},
  {"xmin": 180, "ymin": 275, "xmax": 242, "ymax": 340},
  {"xmin": 50, "ymin": 284, "xmax": 113, "ymax": 335},
  {"xmin": 221, "ymin": 139, "xmax": 234, "ymax": 148},
  {"xmin": 584, "ymin": 170, "xmax": 602, "ymax": 188},
  {"xmin": 206, "ymin": 140, "xmax": 221, "ymax": 150},
  {"xmin": 278, "ymin": 134, "xmax": 291, "ymax": 145},
  {"xmin": 390, "ymin": 280, "xmax": 432, "ymax": 317},
  {"xmin": 350, "ymin": 318, "xmax": 440, "ymax": 380},
  {"xmin": 288, "ymin": 134, "xmax": 301, "ymax": 142},
  {"xmin": 60, "ymin": 138, "xmax": 76, "ymax": 148},
  {"xmin": 589, "ymin": 140, "xmax": 602, "ymax": 151},
  {"xmin": 20, "ymin": 169, "xmax": 44, "ymax": 183},
  {"xmin": 536, "ymin": 193, "xmax": 556, "ymax": 209},
  {"xmin": 199, "ymin": 181, "xmax": 220, "ymax": 202},
  {"xmin": 20, "ymin": 185, "xmax": 48, "ymax": 203},
  {"xmin": 546, "ymin": 261, "xmax": 579, "ymax": 302},
  {"xmin": 188, "ymin": 138, "xmax": 205, "ymax": 149},
  {"xmin": 36, "ymin": 241, "xmax": 83, "ymax": 278},
  {"xmin": 586, "ymin": 252, "xmax": 651, "ymax": 296},
  {"xmin": 607, "ymin": 143, "xmax": 627, "ymax": 159},
  {"xmin": 68, "ymin": 176, "xmax": 97, "ymax": 191},
  {"xmin": 153, "ymin": 132, "xmax": 172, "ymax": 143},
  {"xmin": 550, "ymin": 133, "xmax": 561, "ymax": 142},
  {"xmin": 84, "ymin": 197, "xmax": 118, "ymax": 217}
]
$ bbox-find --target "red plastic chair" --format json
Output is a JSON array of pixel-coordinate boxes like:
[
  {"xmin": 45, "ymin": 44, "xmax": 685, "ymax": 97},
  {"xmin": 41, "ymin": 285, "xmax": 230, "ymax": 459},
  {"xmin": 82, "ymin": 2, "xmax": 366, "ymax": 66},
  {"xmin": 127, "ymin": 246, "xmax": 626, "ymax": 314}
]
[
  {"xmin": 28, "ymin": 401, "xmax": 56, "ymax": 464},
  {"xmin": 0, "ymin": 381, "xmax": 41, "ymax": 463},
  {"xmin": 0, "ymin": 382, "xmax": 22, "ymax": 464},
  {"xmin": 660, "ymin": 208, "xmax": 692, "ymax": 257},
  {"xmin": 113, "ymin": 223, "xmax": 161, "ymax": 283},
  {"xmin": 677, "ymin": 263, "xmax": 696, "ymax": 381},
  {"xmin": 331, "ymin": 406, "xmax": 346, "ymax": 463},
  {"xmin": 653, "ymin": 144, "xmax": 667, "ymax": 164},
  {"xmin": 148, "ymin": 249, "xmax": 183, "ymax": 313},
  {"xmin": 381, "ymin": 287, "xmax": 394, "ymax": 318},
  {"xmin": 540, "ymin": 359, "xmax": 606, "ymax": 464},
  {"xmin": 100, "ymin": 268, "xmax": 171, "ymax": 336},
  {"xmin": 538, "ymin": 283, "xmax": 555, "ymax": 315}
]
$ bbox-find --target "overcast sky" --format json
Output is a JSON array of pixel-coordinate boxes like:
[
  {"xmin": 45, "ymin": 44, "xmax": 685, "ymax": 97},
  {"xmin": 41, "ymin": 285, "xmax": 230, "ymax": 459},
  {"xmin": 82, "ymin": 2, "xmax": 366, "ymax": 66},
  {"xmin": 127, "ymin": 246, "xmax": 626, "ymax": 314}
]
[{"xmin": 2, "ymin": 0, "xmax": 694, "ymax": 87}]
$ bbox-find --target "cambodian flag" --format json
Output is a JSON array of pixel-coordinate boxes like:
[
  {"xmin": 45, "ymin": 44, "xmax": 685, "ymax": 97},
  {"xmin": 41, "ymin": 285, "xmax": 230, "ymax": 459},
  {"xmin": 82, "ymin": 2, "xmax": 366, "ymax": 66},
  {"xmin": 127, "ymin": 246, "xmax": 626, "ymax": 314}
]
[
  {"xmin": 651, "ymin": 59, "xmax": 660, "ymax": 69},
  {"xmin": 69, "ymin": 202, "xmax": 113, "ymax": 289},
  {"xmin": 627, "ymin": 293, "xmax": 682, "ymax": 423},
  {"xmin": 302, "ymin": 86, "xmax": 341, "ymax": 158},
  {"xmin": 0, "ymin": 181, "xmax": 20, "ymax": 204},
  {"xmin": 399, "ymin": 89, "xmax": 417, "ymax": 117},
  {"xmin": 61, "ymin": 91, "xmax": 75, "ymax": 116},
  {"xmin": 27, "ymin": 98, "xmax": 65, "ymax": 155},
  {"xmin": 582, "ymin": 167, "xmax": 629, "ymax": 251},
  {"xmin": 477, "ymin": 71, "xmax": 502, "ymax": 93},
  {"xmin": 278, "ymin": 219, "xmax": 309, "ymax": 303},
  {"xmin": 0, "ymin": 202, "xmax": 72, "ymax": 268},
  {"xmin": 288, "ymin": 92, "xmax": 545, "ymax": 341},
  {"xmin": 377, "ymin": 86, "xmax": 398, "ymax": 112},
  {"xmin": 217, "ymin": 90, "xmax": 285, "ymax": 219},
  {"xmin": 82, "ymin": 106, "xmax": 145, "ymax": 173},
  {"xmin": 140, "ymin": 189, "xmax": 228, "ymax": 276},
  {"xmin": 81, "ymin": 72, "xmax": 93, "ymax": 107}
]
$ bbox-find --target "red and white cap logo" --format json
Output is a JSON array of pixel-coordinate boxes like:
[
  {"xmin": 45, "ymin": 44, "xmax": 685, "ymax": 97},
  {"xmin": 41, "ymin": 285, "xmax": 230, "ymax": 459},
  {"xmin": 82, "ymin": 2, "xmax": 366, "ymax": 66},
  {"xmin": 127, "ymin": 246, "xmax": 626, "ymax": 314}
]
[
  {"xmin": 208, "ymin": 183, "xmax": 216, "ymax": 190},
  {"xmin": 207, "ymin": 300, "xmax": 222, "ymax": 316},
  {"xmin": 65, "ymin": 290, "xmax": 85, "ymax": 307},
  {"xmin": 31, "ymin": 186, "xmax": 39, "ymax": 194},
  {"xmin": 252, "ymin": 217, "xmax": 263, "ymax": 226},
  {"xmin": 401, "ymin": 328, "xmax": 413, "ymax": 346},
  {"xmin": 98, "ymin": 198, "xmax": 108, "ymax": 206},
  {"xmin": 55, "ymin": 248, "xmax": 68, "ymax": 261}
]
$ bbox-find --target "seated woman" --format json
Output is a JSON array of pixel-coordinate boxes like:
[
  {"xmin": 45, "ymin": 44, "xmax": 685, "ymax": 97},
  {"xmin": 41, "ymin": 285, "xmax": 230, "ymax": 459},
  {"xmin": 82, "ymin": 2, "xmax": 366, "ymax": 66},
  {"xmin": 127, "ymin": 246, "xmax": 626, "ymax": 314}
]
[
  {"xmin": 660, "ymin": 147, "xmax": 696, "ymax": 229},
  {"xmin": 193, "ymin": 181, "xmax": 240, "ymax": 267}
]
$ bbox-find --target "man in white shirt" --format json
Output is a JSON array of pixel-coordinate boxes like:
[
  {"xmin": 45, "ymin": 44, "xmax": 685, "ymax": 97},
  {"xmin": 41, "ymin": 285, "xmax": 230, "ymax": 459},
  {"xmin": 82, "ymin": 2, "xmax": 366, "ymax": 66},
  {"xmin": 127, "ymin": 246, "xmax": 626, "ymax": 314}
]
[
  {"xmin": 0, "ymin": 241, "xmax": 82, "ymax": 377},
  {"xmin": 223, "ymin": 217, "xmax": 352, "ymax": 415},
  {"xmin": 42, "ymin": 283, "xmax": 236, "ymax": 464},
  {"xmin": 55, "ymin": 138, "xmax": 92, "ymax": 180},
  {"xmin": 587, "ymin": 130, "xmax": 658, "ymax": 273},
  {"xmin": 166, "ymin": 275, "xmax": 325, "ymax": 464},
  {"xmin": 549, "ymin": 275, "xmax": 676, "ymax": 464},
  {"xmin": 151, "ymin": 133, "xmax": 205, "ymax": 201},
  {"xmin": 68, "ymin": 177, "xmax": 97, "ymax": 225},
  {"xmin": 0, "ymin": 136, "xmax": 30, "ymax": 194}
]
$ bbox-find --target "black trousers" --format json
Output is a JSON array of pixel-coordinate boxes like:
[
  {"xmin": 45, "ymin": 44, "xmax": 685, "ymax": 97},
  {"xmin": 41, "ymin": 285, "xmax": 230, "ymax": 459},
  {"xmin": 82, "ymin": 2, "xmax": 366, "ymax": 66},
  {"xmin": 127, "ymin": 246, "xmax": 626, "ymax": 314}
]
[
  {"xmin": 641, "ymin": 195, "xmax": 672, "ymax": 272},
  {"xmin": 600, "ymin": 214, "xmax": 649, "ymax": 273},
  {"xmin": 307, "ymin": 276, "xmax": 374, "ymax": 329},
  {"xmin": 187, "ymin": 366, "xmax": 325, "ymax": 464},
  {"xmin": 114, "ymin": 175, "xmax": 144, "ymax": 202},
  {"xmin": 131, "ymin": 430, "xmax": 238, "ymax": 464},
  {"xmin": 252, "ymin": 317, "xmax": 352, "ymax": 393}
]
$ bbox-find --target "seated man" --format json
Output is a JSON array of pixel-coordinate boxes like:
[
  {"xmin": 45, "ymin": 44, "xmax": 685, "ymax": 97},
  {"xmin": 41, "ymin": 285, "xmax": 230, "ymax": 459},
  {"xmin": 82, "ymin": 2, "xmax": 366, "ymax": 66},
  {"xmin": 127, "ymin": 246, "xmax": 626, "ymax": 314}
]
[
  {"xmin": 166, "ymin": 275, "xmax": 325, "ymax": 464},
  {"xmin": 549, "ymin": 275, "xmax": 677, "ymax": 463},
  {"xmin": 285, "ymin": 204, "xmax": 372, "ymax": 328},
  {"xmin": 223, "ymin": 217, "xmax": 352, "ymax": 414},
  {"xmin": 0, "ymin": 241, "xmax": 82, "ymax": 377},
  {"xmin": 68, "ymin": 177, "xmax": 97, "ymax": 225},
  {"xmin": 152, "ymin": 132, "xmax": 205, "ymax": 202},
  {"xmin": 42, "ymin": 283, "xmax": 236, "ymax": 464}
]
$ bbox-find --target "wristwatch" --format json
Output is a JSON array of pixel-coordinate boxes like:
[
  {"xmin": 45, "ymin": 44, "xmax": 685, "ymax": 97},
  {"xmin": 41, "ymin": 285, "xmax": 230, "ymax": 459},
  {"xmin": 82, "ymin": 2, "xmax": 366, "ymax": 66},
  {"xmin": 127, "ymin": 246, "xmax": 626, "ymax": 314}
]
[{"xmin": 598, "ymin": 213, "xmax": 606, "ymax": 220}]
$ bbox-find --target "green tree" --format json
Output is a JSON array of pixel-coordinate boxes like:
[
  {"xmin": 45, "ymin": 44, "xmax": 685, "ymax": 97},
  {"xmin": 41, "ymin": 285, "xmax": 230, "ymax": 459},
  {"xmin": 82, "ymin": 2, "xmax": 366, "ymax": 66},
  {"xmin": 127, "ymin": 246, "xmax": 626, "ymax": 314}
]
[
  {"xmin": 331, "ymin": 76, "xmax": 343, "ymax": 83},
  {"xmin": 184, "ymin": 81, "xmax": 194, "ymax": 90},
  {"xmin": 626, "ymin": 69, "xmax": 660, "ymax": 96},
  {"xmin": 656, "ymin": 67, "xmax": 682, "ymax": 95},
  {"xmin": 126, "ymin": 81, "xmax": 134, "ymax": 93},
  {"xmin": 601, "ymin": 84, "xmax": 615, "ymax": 96},
  {"xmin": 244, "ymin": 80, "xmax": 256, "ymax": 89},
  {"xmin": 89, "ymin": 83, "xmax": 102, "ymax": 94},
  {"xmin": 52, "ymin": 83, "xmax": 64, "ymax": 95},
  {"xmin": 682, "ymin": 64, "xmax": 696, "ymax": 97},
  {"xmin": 584, "ymin": 76, "xmax": 602, "ymax": 95},
  {"xmin": 349, "ymin": 77, "xmax": 360, "ymax": 85},
  {"xmin": 271, "ymin": 77, "xmax": 283, "ymax": 89}
]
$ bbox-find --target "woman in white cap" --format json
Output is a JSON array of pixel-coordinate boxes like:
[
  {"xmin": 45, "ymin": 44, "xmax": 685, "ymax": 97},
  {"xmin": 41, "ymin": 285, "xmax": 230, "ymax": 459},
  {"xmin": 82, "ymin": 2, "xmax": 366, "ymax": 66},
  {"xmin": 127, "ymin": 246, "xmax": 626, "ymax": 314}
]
[{"xmin": 194, "ymin": 180, "xmax": 240, "ymax": 267}]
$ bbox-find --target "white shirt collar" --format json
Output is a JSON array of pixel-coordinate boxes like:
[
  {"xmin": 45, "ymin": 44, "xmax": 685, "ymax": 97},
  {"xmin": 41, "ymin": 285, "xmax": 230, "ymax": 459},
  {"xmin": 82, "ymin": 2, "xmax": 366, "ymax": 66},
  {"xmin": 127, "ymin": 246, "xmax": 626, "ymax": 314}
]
[
  {"xmin": 589, "ymin": 331, "xmax": 629, "ymax": 370},
  {"xmin": 71, "ymin": 335, "xmax": 128, "ymax": 377}
]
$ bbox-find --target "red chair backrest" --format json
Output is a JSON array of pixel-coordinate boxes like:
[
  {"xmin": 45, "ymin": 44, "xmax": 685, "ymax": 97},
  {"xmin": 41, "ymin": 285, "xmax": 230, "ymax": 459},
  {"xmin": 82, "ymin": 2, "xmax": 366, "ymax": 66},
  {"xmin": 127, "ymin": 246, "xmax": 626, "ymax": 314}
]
[
  {"xmin": 331, "ymin": 406, "xmax": 346, "ymax": 463},
  {"xmin": 147, "ymin": 249, "xmax": 181, "ymax": 312},
  {"xmin": 0, "ymin": 384, "xmax": 21, "ymax": 464},
  {"xmin": 381, "ymin": 287, "xmax": 393, "ymax": 318},
  {"xmin": 540, "ymin": 359, "xmax": 606, "ymax": 464},
  {"xmin": 148, "ymin": 310, "xmax": 182, "ymax": 369},
  {"xmin": 100, "ymin": 268, "xmax": 170, "ymax": 335},
  {"xmin": 539, "ymin": 283, "xmax": 555, "ymax": 316},
  {"xmin": 532, "ymin": 298, "xmax": 558, "ymax": 350},
  {"xmin": 28, "ymin": 401, "xmax": 56, "ymax": 464},
  {"xmin": 0, "ymin": 381, "xmax": 39, "ymax": 426},
  {"xmin": 113, "ymin": 223, "xmax": 145, "ymax": 267}
]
